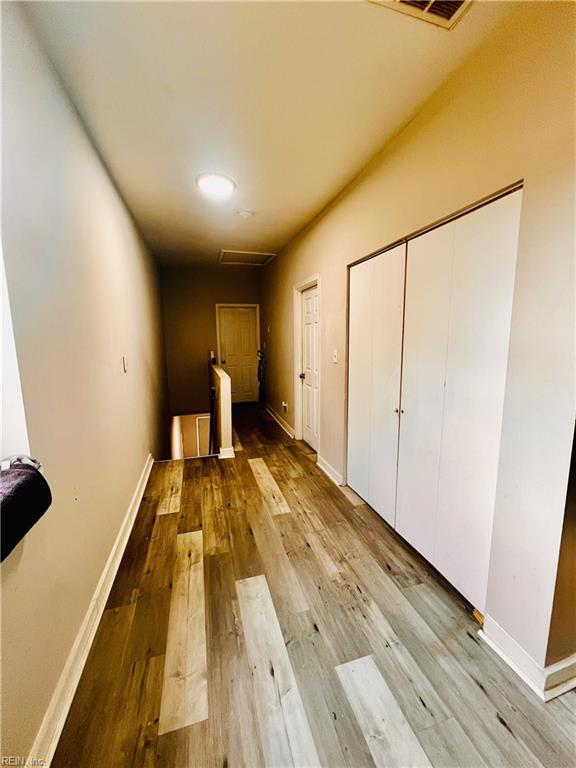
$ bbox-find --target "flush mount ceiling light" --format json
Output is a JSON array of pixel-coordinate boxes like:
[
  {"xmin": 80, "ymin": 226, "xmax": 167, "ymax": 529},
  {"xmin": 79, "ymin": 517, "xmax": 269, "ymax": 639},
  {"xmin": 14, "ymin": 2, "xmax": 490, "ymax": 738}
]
[
  {"xmin": 196, "ymin": 172, "xmax": 237, "ymax": 201},
  {"xmin": 237, "ymin": 209, "xmax": 254, "ymax": 218}
]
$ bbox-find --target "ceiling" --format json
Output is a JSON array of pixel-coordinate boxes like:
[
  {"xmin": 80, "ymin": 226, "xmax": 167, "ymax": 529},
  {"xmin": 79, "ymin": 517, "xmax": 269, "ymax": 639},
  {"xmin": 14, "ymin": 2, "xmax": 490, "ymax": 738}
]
[{"xmin": 26, "ymin": 1, "xmax": 511, "ymax": 266}]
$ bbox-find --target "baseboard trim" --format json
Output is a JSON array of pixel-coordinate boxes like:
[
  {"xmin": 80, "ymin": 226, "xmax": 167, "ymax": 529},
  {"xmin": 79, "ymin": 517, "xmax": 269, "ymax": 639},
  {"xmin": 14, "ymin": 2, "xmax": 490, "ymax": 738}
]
[
  {"xmin": 29, "ymin": 452, "xmax": 154, "ymax": 766},
  {"xmin": 219, "ymin": 447, "xmax": 235, "ymax": 459},
  {"xmin": 265, "ymin": 404, "xmax": 295, "ymax": 438},
  {"xmin": 317, "ymin": 455, "xmax": 344, "ymax": 486},
  {"xmin": 479, "ymin": 616, "xmax": 576, "ymax": 701}
]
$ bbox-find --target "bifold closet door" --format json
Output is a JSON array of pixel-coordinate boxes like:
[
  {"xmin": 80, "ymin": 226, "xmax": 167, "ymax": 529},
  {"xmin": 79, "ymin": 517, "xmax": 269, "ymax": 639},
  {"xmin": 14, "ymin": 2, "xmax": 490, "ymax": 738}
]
[
  {"xmin": 347, "ymin": 244, "xmax": 404, "ymax": 525},
  {"xmin": 347, "ymin": 258, "xmax": 373, "ymax": 502},
  {"xmin": 395, "ymin": 224, "xmax": 454, "ymax": 562},
  {"xmin": 397, "ymin": 190, "xmax": 522, "ymax": 609},
  {"xmin": 435, "ymin": 190, "xmax": 522, "ymax": 610}
]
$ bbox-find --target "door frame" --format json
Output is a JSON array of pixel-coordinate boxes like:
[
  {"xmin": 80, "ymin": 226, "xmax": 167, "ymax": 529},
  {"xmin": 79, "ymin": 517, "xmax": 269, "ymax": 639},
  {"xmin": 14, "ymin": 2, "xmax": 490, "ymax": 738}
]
[
  {"xmin": 293, "ymin": 274, "xmax": 321, "ymax": 445},
  {"xmin": 215, "ymin": 303, "xmax": 261, "ymax": 366}
]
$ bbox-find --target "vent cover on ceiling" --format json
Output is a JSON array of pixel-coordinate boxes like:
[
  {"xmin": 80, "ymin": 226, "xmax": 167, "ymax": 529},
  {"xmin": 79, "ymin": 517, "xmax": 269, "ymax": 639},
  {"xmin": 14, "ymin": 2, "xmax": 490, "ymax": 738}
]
[
  {"xmin": 369, "ymin": 0, "xmax": 470, "ymax": 29},
  {"xmin": 219, "ymin": 249, "xmax": 276, "ymax": 266}
]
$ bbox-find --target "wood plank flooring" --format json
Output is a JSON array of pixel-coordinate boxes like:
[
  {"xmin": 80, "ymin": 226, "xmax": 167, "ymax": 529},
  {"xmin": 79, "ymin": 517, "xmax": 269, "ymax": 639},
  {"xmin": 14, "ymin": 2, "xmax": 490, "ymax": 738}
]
[
  {"xmin": 335, "ymin": 655, "xmax": 432, "ymax": 768},
  {"xmin": 52, "ymin": 405, "xmax": 576, "ymax": 768},
  {"xmin": 158, "ymin": 531, "xmax": 207, "ymax": 735}
]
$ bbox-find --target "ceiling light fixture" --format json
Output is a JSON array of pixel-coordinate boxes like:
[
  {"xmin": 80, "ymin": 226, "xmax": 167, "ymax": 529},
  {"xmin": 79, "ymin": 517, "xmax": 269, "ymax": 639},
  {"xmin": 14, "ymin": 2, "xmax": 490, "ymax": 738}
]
[
  {"xmin": 237, "ymin": 209, "xmax": 254, "ymax": 218},
  {"xmin": 196, "ymin": 172, "xmax": 236, "ymax": 201}
]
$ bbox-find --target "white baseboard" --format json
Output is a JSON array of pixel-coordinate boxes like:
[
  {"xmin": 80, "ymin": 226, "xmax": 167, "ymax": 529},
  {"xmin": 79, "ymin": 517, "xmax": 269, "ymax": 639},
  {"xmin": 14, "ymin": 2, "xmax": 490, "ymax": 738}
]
[
  {"xmin": 219, "ymin": 446, "xmax": 235, "ymax": 459},
  {"xmin": 317, "ymin": 454, "xmax": 344, "ymax": 486},
  {"xmin": 265, "ymin": 404, "xmax": 295, "ymax": 438},
  {"xmin": 29, "ymin": 453, "xmax": 154, "ymax": 766},
  {"xmin": 480, "ymin": 616, "xmax": 576, "ymax": 701}
]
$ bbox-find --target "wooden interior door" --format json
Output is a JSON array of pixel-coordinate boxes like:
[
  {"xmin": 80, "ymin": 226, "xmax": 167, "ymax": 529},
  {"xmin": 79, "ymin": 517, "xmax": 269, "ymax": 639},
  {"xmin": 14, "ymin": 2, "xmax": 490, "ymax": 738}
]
[
  {"xmin": 347, "ymin": 244, "xmax": 404, "ymax": 524},
  {"xmin": 218, "ymin": 306, "xmax": 258, "ymax": 403},
  {"xmin": 301, "ymin": 285, "xmax": 319, "ymax": 451}
]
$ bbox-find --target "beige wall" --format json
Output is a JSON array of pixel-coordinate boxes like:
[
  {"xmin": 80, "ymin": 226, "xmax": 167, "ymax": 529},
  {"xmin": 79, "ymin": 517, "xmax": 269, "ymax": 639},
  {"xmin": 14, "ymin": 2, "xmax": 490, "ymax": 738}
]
[
  {"xmin": 1, "ymin": 5, "xmax": 165, "ymax": 757},
  {"xmin": 261, "ymin": 1, "xmax": 575, "ymax": 668},
  {"xmin": 1, "ymin": 251, "xmax": 30, "ymax": 457},
  {"xmin": 160, "ymin": 265, "xmax": 260, "ymax": 415}
]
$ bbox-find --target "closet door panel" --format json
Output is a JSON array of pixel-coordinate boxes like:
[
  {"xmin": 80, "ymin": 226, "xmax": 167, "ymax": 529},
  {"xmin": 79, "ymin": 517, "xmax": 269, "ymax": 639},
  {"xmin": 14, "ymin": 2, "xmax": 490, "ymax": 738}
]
[
  {"xmin": 396, "ymin": 224, "xmax": 454, "ymax": 562},
  {"xmin": 347, "ymin": 259, "xmax": 374, "ymax": 502},
  {"xmin": 435, "ymin": 190, "xmax": 522, "ymax": 610},
  {"xmin": 369, "ymin": 245, "xmax": 405, "ymax": 526}
]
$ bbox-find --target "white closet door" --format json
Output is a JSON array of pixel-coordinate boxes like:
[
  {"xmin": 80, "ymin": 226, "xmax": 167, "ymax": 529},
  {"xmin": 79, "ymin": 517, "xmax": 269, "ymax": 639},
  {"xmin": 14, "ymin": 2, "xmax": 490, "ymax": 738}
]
[
  {"xmin": 435, "ymin": 190, "xmax": 522, "ymax": 610},
  {"xmin": 396, "ymin": 224, "xmax": 454, "ymax": 562},
  {"xmin": 347, "ymin": 246, "xmax": 404, "ymax": 520},
  {"xmin": 368, "ymin": 245, "xmax": 405, "ymax": 525},
  {"xmin": 347, "ymin": 258, "xmax": 374, "ymax": 502}
]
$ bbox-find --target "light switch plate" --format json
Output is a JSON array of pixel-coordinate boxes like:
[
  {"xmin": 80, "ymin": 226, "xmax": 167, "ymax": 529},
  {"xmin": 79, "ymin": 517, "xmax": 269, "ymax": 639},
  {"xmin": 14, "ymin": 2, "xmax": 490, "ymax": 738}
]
[{"xmin": 332, "ymin": 349, "xmax": 338, "ymax": 364}]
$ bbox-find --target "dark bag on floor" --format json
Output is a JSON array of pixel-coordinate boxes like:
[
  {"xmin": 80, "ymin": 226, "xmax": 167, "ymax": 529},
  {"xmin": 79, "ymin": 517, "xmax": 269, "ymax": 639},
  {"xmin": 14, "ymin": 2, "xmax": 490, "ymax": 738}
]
[{"xmin": 1, "ymin": 459, "xmax": 52, "ymax": 561}]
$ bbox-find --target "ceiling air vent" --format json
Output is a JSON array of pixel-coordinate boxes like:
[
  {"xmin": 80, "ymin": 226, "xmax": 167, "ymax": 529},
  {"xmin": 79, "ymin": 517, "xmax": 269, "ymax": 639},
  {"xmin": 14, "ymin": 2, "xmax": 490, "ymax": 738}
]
[
  {"xmin": 369, "ymin": 0, "xmax": 471, "ymax": 29},
  {"xmin": 219, "ymin": 249, "xmax": 276, "ymax": 266}
]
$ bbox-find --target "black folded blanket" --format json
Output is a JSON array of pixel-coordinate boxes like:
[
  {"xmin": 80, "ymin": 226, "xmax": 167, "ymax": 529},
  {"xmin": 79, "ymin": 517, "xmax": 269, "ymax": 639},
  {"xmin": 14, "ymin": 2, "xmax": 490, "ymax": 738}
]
[{"xmin": 1, "ymin": 462, "xmax": 52, "ymax": 561}]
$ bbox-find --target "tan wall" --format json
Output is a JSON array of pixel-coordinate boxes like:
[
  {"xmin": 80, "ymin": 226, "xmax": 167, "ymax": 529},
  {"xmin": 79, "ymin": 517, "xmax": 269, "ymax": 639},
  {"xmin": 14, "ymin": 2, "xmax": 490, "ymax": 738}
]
[
  {"xmin": 261, "ymin": 1, "xmax": 575, "ymax": 667},
  {"xmin": 546, "ymin": 426, "xmax": 576, "ymax": 665},
  {"xmin": 1, "ymin": 5, "xmax": 165, "ymax": 757},
  {"xmin": 160, "ymin": 265, "xmax": 260, "ymax": 415}
]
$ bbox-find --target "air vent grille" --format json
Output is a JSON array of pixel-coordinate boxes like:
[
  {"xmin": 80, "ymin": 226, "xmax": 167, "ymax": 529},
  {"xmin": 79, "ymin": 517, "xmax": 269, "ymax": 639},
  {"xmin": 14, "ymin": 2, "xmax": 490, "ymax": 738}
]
[
  {"xmin": 219, "ymin": 249, "xmax": 276, "ymax": 266},
  {"xmin": 402, "ymin": 0, "xmax": 429, "ymax": 10},
  {"xmin": 428, "ymin": 1, "xmax": 466, "ymax": 20},
  {"xmin": 369, "ymin": 0, "xmax": 470, "ymax": 29}
]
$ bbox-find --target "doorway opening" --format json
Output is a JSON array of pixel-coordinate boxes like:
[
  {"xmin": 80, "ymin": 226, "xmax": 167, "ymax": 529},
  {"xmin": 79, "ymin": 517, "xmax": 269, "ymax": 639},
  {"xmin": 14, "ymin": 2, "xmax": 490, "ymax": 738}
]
[
  {"xmin": 293, "ymin": 276, "xmax": 320, "ymax": 451},
  {"xmin": 216, "ymin": 304, "xmax": 260, "ymax": 403}
]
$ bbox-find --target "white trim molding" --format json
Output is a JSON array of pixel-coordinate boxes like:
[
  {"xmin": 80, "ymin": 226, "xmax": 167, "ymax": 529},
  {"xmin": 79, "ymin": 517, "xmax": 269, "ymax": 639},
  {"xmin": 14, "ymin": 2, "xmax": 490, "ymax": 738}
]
[
  {"xmin": 170, "ymin": 415, "xmax": 183, "ymax": 460},
  {"xmin": 480, "ymin": 616, "xmax": 576, "ymax": 701},
  {"xmin": 210, "ymin": 364, "xmax": 234, "ymax": 459},
  {"xmin": 266, "ymin": 404, "xmax": 296, "ymax": 439},
  {"xmin": 28, "ymin": 453, "xmax": 154, "ymax": 766},
  {"xmin": 292, "ymin": 274, "xmax": 321, "ymax": 444},
  {"xmin": 196, "ymin": 414, "xmax": 211, "ymax": 457},
  {"xmin": 317, "ymin": 454, "xmax": 344, "ymax": 486}
]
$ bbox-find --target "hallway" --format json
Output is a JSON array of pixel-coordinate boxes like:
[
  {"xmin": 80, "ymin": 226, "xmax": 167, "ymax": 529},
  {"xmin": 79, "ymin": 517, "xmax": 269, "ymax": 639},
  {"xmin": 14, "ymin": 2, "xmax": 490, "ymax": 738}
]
[{"xmin": 52, "ymin": 407, "xmax": 575, "ymax": 768}]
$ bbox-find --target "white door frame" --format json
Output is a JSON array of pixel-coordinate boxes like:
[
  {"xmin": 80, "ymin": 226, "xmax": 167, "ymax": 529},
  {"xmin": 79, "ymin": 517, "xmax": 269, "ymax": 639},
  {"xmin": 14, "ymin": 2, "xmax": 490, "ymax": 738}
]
[
  {"xmin": 293, "ymin": 275, "xmax": 321, "ymax": 444},
  {"xmin": 215, "ymin": 303, "xmax": 261, "ymax": 365}
]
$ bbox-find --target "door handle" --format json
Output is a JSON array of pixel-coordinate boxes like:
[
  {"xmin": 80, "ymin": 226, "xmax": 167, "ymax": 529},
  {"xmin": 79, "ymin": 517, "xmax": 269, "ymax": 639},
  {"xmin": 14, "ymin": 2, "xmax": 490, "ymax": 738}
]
[
  {"xmin": 299, "ymin": 372, "xmax": 305, "ymax": 380},
  {"xmin": 222, "ymin": 359, "xmax": 226, "ymax": 364}
]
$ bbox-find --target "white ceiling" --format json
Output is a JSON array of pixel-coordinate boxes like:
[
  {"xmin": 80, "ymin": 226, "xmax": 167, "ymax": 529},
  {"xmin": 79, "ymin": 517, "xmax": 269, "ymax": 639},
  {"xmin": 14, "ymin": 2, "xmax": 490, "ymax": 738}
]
[{"xmin": 26, "ymin": 1, "xmax": 511, "ymax": 265}]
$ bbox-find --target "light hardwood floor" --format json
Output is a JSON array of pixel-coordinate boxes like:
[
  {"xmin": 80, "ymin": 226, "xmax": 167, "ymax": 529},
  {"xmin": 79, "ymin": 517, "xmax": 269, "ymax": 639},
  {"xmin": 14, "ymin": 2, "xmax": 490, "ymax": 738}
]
[{"xmin": 52, "ymin": 405, "xmax": 576, "ymax": 767}]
